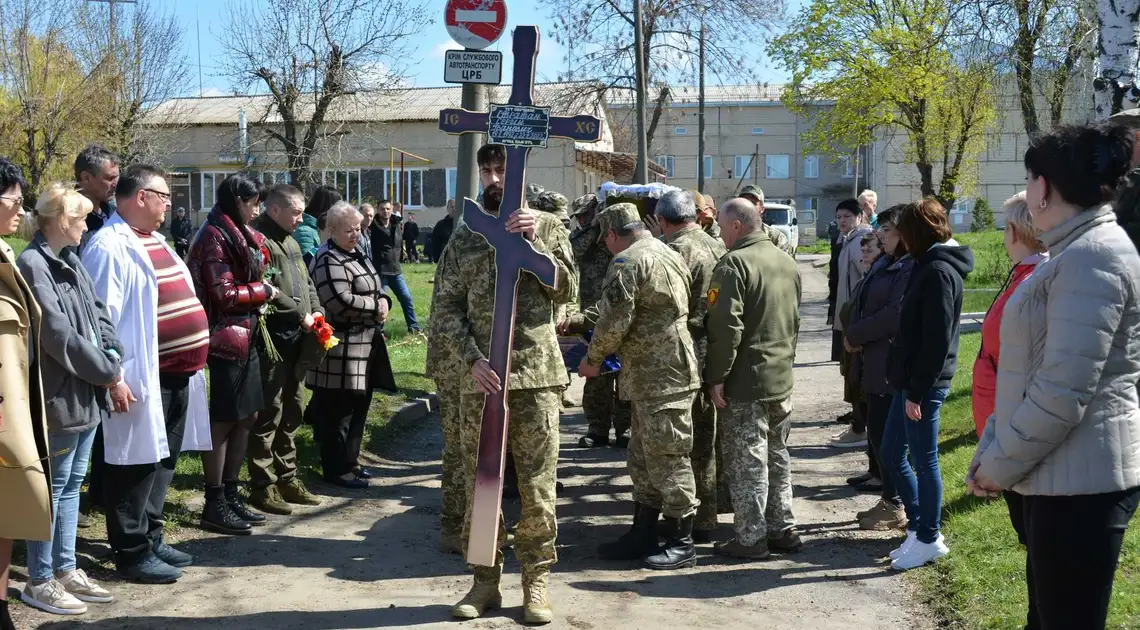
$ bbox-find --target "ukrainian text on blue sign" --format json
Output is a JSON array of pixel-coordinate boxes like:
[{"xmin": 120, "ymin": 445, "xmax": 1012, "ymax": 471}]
[{"xmin": 487, "ymin": 104, "xmax": 551, "ymax": 148}]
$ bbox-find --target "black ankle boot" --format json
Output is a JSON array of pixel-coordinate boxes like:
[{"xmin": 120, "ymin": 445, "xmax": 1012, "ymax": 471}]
[
  {"xmin": 201, "ymin": 485, "xmax": 252, "ymax": 536},
  {"xmin": 1, "ymin": 599, "xmax": 16, "ymax": 630},
  {"xmin": 598, "ymin": 503, "xmax": 660, "ymax": 561},
  {"xmin": 225, "ymin": 482, "xmax": 266, "ymax": 525},
  {"xmin": 645, "ymin": 515, "xmax": 697, "ymax": 570}
]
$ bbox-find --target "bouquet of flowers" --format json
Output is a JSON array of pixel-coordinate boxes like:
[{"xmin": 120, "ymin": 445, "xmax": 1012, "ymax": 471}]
[
  {"xmin": 294, "ymin": 313, "xmax": 339, "ymax": 380},
  {"xmin": 311, "ymin": 314, "xmax": 339, "ymax": 351},
  {"xmin": 258, "ymin": 265, "xmax": 283, "ymax": 363}
]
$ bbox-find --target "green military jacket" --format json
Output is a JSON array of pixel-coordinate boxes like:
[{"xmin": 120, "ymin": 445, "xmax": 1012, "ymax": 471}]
[
  {"xmin": 433, "ymin": 212, "xmax": 577, "ymax": 394},
  {"xmin": 251, "ymin": 214, "xmax": 320, "ymax": 334},
  {"xmin": 665, "ymin": 223, "xmax": 726, "ymax": 373},
  {"xmin": 570, "ymin": 222, "xmax": 612, "ymax": 310},
  {"xmin": 705, "ymin": 229, "xmax": 802, "ymax": 402},
  {"xmin": 583, "ymin": 235, "xmax": 699, "ymax": 401}
]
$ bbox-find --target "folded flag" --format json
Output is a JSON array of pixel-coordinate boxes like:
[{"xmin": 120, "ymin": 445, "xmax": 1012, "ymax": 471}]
[{"xmin": 560, "ymin": 330, "xmax": 620, "ymax": 374}]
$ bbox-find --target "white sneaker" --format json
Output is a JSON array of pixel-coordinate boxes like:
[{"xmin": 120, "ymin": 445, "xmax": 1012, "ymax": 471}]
[
  {"xmin": 889, "ymin": 531, "xmax": 917, "ymax": 560},
  {"xmin": 830, "ymin": 428, "xmax": 868, "ymax": 448},
  {"xmin": 20, "ymin": 579, "xmax": 88, "ymax": 615},
  {"xmin": 56, "ymin": 569, "xmax": 114, "ymax": 604},
  {"xmin": 891, "ymin": 535, "xmax": 949, "ymax": 571}
]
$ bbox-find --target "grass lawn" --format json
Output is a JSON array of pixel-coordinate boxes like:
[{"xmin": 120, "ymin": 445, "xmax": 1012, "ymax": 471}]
[
  {"xmin": 914, "ymin": 331, "xmax": 1140, "ymax": 628},
  {"xmin": 2, "ymin": 235, "xmax": 28, "ymax": 256}
]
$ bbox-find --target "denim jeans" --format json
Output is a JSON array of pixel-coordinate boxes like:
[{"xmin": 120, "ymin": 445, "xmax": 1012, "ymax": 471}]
[
  {"xmin": 881, "ymin": 388, "xmax": 948, "ymax": 544},
  {"xmin": 25, "ymin": 426, "xmax": 98, "ymax": 581},
  {"xmin": 381, "ymin": 273, "xmax": 420, "ymax": 331}
]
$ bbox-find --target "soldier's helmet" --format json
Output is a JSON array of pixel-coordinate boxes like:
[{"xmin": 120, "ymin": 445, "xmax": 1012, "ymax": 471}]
[{"xmin": 526, "ymin": 183, "xmax": 545, "ymax": 205}]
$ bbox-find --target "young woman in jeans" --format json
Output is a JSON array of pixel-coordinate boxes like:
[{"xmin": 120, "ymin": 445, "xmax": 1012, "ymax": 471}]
[
  {"xmin": 970, "ymin": 124, "xmax": 1140, "ymax": 630},
  {"xmin": 16, "ymin": 185, "xmax": 130, "ymax": 615},
  {"xmin": 882, "ymin": 198, "xmax": 973, "ymax": 570}
]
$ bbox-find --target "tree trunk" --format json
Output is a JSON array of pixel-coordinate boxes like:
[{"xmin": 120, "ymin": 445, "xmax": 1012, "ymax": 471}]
[
  {"xmin": 1013, "ymin": 0, "xmax": 1043, "ymax": 136},
  {"xmin": 646, "ymin": 86, "xmax": 671, "ymax": 152},
  {"xmin": 1093, "ymin": 0, "xmax": 1140, "ymax": 119}
]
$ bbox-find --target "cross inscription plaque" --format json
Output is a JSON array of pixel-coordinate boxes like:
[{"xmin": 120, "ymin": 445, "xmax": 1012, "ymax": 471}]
[{"xmin": 438, "ymin": 25, "xmax": 602, "ymax": 567}]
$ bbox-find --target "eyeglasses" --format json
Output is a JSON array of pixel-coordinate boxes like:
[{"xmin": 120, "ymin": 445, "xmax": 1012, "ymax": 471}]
[
  {"xmin": 0, "ymin": 195, "xmax": 23, "ymax": 206},
  {"xmin": 144, "ymin": 188, "xmax": 171, "ymax": 202}
]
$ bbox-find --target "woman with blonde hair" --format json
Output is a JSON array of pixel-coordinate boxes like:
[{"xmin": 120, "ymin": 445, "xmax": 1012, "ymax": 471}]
[
  {"xmin": 15, "ymin": 183, "xmax": 128, "ymax": 615},
  {"xmin": 971, "ymin": 192, "xmax": 1048, "ymax": 438}
]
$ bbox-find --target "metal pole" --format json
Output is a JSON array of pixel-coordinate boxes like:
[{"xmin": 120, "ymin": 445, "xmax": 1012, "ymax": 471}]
[
  {"xmin": 456, "ymin": 81, "xmax": 485, "ymax": 204},
  {"xmin": 697, "ymin": 19, "xmax": 706, "ymax": 193},
  {"xmin": 632, "ymin": 0, "xmax": 649, "ymax": 184},
  {"xmin": 852, "ymin": 149, "xmax": 860, "ymax": 197}
]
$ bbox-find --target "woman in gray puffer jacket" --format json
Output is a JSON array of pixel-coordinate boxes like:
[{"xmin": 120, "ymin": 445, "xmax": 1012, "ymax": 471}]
[
  {"xmin": 16, "ymin": 184, "xmax": 129, "ymax": 612},
  {"xmin": 970, "ymin": 124, "xmax": 1140, "ymax": 630}
]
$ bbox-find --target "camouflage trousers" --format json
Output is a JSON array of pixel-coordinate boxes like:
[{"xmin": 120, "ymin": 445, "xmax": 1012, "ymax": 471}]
[
  {"xmin": 629, "ymin": 390, "xmax": 699, "ymax": 519},
  {"xmin": 436, "ymin": 379, "xmax": 466, "ymax": 537},
  {"xmin": 582, "ymin": 372, "xmax": 632, "ymax": 438},
  {"xmin": 460, "ymin": 387, "xmax": 561, "ymax": 574},
  {"xmin": 691, "ymin": 388, "xmax": 718, "ymax": 530},
  {"xmin": 720, "ymin": 396, "xmax": 795, "ymax": 546}
]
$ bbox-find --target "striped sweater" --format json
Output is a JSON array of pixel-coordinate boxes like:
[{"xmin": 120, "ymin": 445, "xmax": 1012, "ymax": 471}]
[{"xmin": 133, "ymin": 229, "xmax": 210, "ymax": 374}]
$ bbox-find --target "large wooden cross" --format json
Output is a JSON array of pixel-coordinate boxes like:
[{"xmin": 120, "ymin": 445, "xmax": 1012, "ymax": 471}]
[{"xmin": 438, "ymin": 25, "xmax": 602, "ymax": 567}]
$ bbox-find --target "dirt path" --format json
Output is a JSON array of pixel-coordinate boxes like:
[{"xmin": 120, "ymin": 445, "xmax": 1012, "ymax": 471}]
[{"xmin": 19, "ymin": 258, "xmax": 930, "ymax": 630}]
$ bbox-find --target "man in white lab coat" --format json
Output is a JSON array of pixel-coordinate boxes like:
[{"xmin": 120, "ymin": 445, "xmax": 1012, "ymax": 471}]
[{"xmin": 82, "ymin": 165, "xmax": 211, "ymax": 584}]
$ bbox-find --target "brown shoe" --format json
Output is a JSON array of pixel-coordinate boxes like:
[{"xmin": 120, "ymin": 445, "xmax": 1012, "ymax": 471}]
[
  {"xmin": 859, "ymin": 500, "xmax": 908, "ymax": 531},
  {"xmin": 713, "ymin": 538, "xmax": 771, "ymax": 560},
  {"xmin": 250, "ymin": 485, "xmax": 293, "ymax": 516},
  {"xmin": 278, "ymin": 479, "xmax": 322, "ymax": 506},
  {"xmin": 522, "ymin": 570, "xmax": 554, "ymax": 624},
  {"xmin": 768, "ymin": 528, "xmax": 803, "ymax": 553},
  {"xmin": 451, "ymin": 567, "xmax": 503, "ymax": 619}
]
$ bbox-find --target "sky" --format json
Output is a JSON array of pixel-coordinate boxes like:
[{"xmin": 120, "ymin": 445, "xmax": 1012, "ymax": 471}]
[{"xmin": 158, "ymin": 0, "xmax": 795, "ymax": 98}]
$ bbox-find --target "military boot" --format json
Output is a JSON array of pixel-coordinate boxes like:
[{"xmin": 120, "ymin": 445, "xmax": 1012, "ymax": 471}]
[
  {"xmin": 439, "ymin": 531, "xmax": 463, "ymax": 555},
  {"xmin": 451, "ymin": 565, "xmax": 503, "ymax": 619},
  {"xmin": 645, "ymin": 515, "xmax": 697, "ymax": 570},
  {"xmin": 598, "ymin": 503, "xmax": 660, "ymax": 561},
  {"xmin": 522, "ymin": 569, "xmax": 554, "ymax": 625},
  {"xmin": 250, "ymin": 485, "xmax": 292, "ymax": 516}
]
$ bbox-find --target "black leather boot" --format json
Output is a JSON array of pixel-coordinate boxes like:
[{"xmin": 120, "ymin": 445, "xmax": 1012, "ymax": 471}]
[
  {"xmin": 1, "ymin": 599, "xmax": 16, "ymax": 630},
  {"xmin": 225, "ymin": 481, "xmax": 266, "ymax": 525},
  {"xmin": 645, "ymin": 515, "xmax": 697, "ymax": 570},
  {"xmin": 598, "ymin": 503, "xmax": 660, "ymax": 561},
  {"xmin": 200, "ymin": 486, "xmax": 252, "ymax": 536}
]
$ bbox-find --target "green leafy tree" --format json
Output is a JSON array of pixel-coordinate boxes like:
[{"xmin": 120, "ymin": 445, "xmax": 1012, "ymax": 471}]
[
  {"xmin": 972, "ymin": 197, "xmax": 996, "ymax": 232},
  {"xmin": 769, "ymin": 0, "xmax": 999, "ymax": 209}
]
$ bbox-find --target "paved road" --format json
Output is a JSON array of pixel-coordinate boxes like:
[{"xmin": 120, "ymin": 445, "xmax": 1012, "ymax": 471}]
[{"xmin": 19, "ymin": 258, "xmax": 930, "ymax": 630}]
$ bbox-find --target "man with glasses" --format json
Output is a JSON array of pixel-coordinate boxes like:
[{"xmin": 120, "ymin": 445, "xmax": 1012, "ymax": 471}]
[{"xmin": 82, "ymin": 165, "xmax": 212, "ymax": 584}]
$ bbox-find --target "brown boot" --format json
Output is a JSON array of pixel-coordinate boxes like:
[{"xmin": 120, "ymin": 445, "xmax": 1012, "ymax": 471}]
[
  {"xmin": 713, "ymin": 537, "xmax": 771, "ymax": 560},
  {"xmin": 438, "ymin": 532, "xmax": 463, "ymax": 555},
  {"xmin": 451, "ymin": 565, "xmax": 503, "ymax": 619},
  {"xmin": 278, "ymin": 479, "xmax": 322, "ymax": 506},
  {"xmin": 522, "ymin": 570, "xmax": 554, "ymax": 625},
  {"xmin": 858, "ymin": 500, "xmax": 908, "ymax": 531}
]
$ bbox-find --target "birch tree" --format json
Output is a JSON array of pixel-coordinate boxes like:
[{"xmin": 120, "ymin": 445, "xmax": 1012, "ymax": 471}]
[{"xmin": 1092, "ymin": 0, "xmax": 1140, "ymax": 118}]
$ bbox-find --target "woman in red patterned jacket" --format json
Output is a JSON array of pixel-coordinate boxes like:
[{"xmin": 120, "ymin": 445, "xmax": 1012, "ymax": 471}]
[{"xmin": 186, "ymin": 173, "xmax": 278, "ymax": 536}]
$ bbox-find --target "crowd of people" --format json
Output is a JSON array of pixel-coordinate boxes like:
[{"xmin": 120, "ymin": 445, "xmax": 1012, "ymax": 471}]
[
  {"xmin": 2, "ymin": 116, "xmax": 1140, "ymax": 630},
  {"xmin": 0, "ymin": 145, "xmax": 424, "ymax": 626}
]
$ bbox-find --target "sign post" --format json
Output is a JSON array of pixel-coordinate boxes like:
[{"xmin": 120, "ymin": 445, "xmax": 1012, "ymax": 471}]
[{"xmin": 438, "ymin": 25, "xmax": 602, "ymax": 567}]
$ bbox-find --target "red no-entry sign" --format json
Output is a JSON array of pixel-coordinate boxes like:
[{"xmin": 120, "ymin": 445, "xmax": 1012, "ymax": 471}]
[{"xmin": 444, "ymin": 0, "xmax": 508, "ymax": 50}]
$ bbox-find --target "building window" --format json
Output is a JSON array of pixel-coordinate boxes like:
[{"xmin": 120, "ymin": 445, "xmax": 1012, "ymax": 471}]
[
  {"xmin": 734, "ymin": 155, "xmax": 753, "ymax": 180},
  {"xmin": 655, "ymin": 155, "xmax": 675, "ymax": 178},
  {"xmin": 674, "ymin": 127, "xmax": 688, "ymax": 135},
  {"xmin": 751, "ymin": 127, "xmax": 765, "ymax": 135},
  {"xmin": 702, "ymin": 155, "xmax": 712, "ymax": 179},
  {"xmin": 801, "ymin": 196, "xmax": 818, "ymax": 210},
  {"xmin": 201, "ymin": 172, "xmax": 233, "ymax": 211},
  {"xmin": 841, "ymin": 155, "xmax": 864, "ymax": 179},
  {"xmin": 260, "ymin": 171, "xmax": 290, "ymax": 186},
  {"xmin": 803, "ymin": 155, "xmax": 819, "ymax": 179},
  {"xmin": 765, "ymin": 154, "xmax": 790, "ymax": 179},
  {"xmin": 321, "ymin": 169, "xmax": 363, "ymax": 202}
]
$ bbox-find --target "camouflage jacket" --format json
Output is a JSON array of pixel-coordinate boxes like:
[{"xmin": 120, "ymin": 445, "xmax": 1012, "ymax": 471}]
[
  {"xmin": 1114, "ymin": 167, "xmax": 1140, "ymax": 246},
  {"xmin": 665, "ymin": 223, "xmax": 727, "ymax": 373},
  {"xmin": 426, "ymin": 260, "xmax": 462, "ymax": 383},
  {"xmin": 582, "ymin": 235, "xmax": 699, "ymax": 400},
  {"xmin": 764, "ymin": 223, "xmax": 792, "ymax": 254},
  {"xmin": 432, "ymin": 212, "xmax": 578, "ymax": 394},
  {"xmin": 703, "ymin": 220, "xmax": 721, "ymax": 242},
  {"xmin": 570, "ymin": 222, "xmax": 612, "ymax": 310}
]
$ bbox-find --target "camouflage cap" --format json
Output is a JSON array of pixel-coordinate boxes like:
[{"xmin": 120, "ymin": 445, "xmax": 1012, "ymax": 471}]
[
  {"xmin": 534, "ymin": 191, "xmax": 569, "ymax": 216},
  {"xmin": 596, "ymin": 202, "xmax": 642, "ymax": 241},
  {"xmin": 739, "ymin": 185, "xmax": 765, "ymax": 204},
  {"xmin": 526, "ymin": 183, "xmax": 545, "ymax": 204},
  {"xmin": 570, "ymin": 193, "xmax": 599, "ymax": 217},
  {"xmin": 1111, "ymin": 108, "xmax": 1140, "ymax": 129}
]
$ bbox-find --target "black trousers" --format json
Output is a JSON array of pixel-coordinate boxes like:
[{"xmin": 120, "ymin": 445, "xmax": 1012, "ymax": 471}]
[
  {"xmin": 87, "ymin": 424, "xmax": 105, "ymax": 507},
  {"xmin": 1011, "ymin": 486, "xmax": 1140, "ymax": 630},
  {"xmin": 313, "ymin": 387, "xmax": 371, "ymax": 478},
  {"xmin": 864, "ymin": 393, "xmax": 897, "ymax": 504},
  {"xmin": 103, "ymin": 373, "xmax": 190, "ymax": 563}
]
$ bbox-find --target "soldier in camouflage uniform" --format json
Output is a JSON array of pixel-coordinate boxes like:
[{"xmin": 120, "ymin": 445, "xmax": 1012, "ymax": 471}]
[
  {"xmin": 426, "ymin": 260, "xmax": 467, "ymax": 555},
  {"xmin": 565, "ymin": 203, "xmax": 701, "ymax": 571},
  {"xmin": 1110, "ymin": 108, "xmax": 1140, "ymax": 244},
  {"xmin": 568, "ymin": 193, "xmax": 632, "ymax": 447},
  {"xmin": 432, "ymin": 144, "xmax": 578, "ymax": 624},
  {"xmin": 705, "ymin": 198, "xmax": 802, "ymax": 561},
  {"xmin": 739, "ymin": 185, "xmax": 792, "ymax": 254},
  {"xmin": 699, "ymin": 193, "xmax": 722, "ymax": 242},
  {"xmin": 658, "ymin": 190, "xmax": 727, "ymax": 542}
]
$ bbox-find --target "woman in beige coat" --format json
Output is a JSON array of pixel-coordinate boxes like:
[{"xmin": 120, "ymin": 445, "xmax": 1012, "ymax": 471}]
[{"xmin": 0, "ymin": 158, "xmax": 49, "ymax": 630}]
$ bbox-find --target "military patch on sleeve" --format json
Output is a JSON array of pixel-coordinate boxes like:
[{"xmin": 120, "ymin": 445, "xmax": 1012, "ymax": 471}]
[
  {"xmin": 612, "ymin": 257, "xmax": 626, "ymax": 267},
  {"xmin": 707, "ymin": 286, "xmax": 720, "ymax": 307}
]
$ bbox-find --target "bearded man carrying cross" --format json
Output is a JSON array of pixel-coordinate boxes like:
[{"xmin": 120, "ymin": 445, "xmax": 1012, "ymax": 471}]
[{"xmin": 432, "ymin": 143, "xmax": 577, "ymax": 624}]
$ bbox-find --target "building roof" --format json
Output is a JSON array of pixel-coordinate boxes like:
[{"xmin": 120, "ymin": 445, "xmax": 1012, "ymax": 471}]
[
  {"xmin": 145, "ymin": 81, "xmax": 607, "ymax": 126},
  {"xmin": 607, "ymin": 84, "xmax": 787, "ymax": 108}
]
